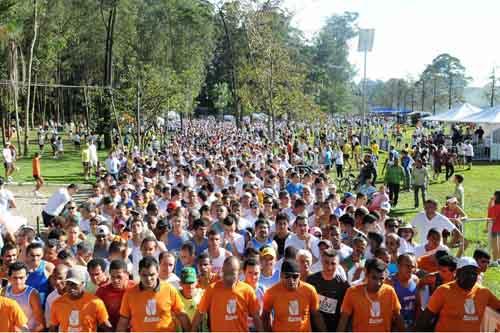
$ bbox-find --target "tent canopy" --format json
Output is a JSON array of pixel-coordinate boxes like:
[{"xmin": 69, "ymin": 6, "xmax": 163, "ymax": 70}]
[
  {"xmin": 424, "ymin": 103, "xmax": 482, "ymax": 122},
  {"xmin": 370, "ymin": 107, "xmax": 412, "ymax": 115},
  {"xmin": 459, "ymin": 107, "xmax": 500, "ymax": 124}
]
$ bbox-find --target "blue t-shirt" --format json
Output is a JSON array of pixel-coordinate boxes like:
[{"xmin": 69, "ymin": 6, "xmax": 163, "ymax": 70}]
[
  {"xmin": 259, "ymin": 269, "xmax": 281, "ymax": 289},
  {"xmin": 286, "ymin": 182, "xmax": 304, "ymax": 196},
  {"xmin": 167, "ymin": 232, "xmax": 191, "ymax": 253}
]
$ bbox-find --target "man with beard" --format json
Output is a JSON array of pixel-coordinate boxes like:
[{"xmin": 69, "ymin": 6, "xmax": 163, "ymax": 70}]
[
  {"xmin": 417, "ymin": 257, "xmax": 500, "ymax": 331},
  {"xmin": 306, "ymin": 248, "xmax": 349, "ymax": 331}
]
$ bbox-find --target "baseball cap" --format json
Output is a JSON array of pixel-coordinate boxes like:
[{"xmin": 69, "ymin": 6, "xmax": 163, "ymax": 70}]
[
  {"xmin": 457, "ymin": 257, "xmax": 479, "ymax": 270},
  {"xmin": 281, "ymin": 260, "xmax": 300, "ymax": 274},
  {"xmin": 318, "ymin": 239, "xmax": 332, "ymax": 248},
  {"xmin": 156, "ymin": 219, "xmax": 169, "ymax": 229},
  {"xmin": 167, "ymin": 201, "xmax": 178, "ymax": 211},
  {"xmin": 446, "ymin": 196, "xmax": 458, "ymax": 204},
  {"xmin": 96, "ymin": 225, "xmax": 110, "ymax": 237},
  {"xmin": 343, "ymin": 192, "xmax": 354, "ymax": 199},
  {"xmin": 310, "ymin": 226, "xmax": 322, "ymax": 237},
  {"xmin": 380, "ymin": 201, "xmax": 391, "ymax": 212},
  {"xmin": 66, "ymin": 267, "xmax": 87, "ymax": 285},
  {"xmin": 260, "ymin": 246, "xmax": 276, "ymax": 259},
  {"xmin": 180, "ymin": 267, "xmax": 197, "ymax": 284}
]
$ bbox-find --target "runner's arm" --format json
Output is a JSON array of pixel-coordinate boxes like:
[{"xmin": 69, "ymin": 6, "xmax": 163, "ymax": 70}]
[
  {"xmin": 311, "ymin": 310, "xmax": 327, "ymax": 332},
  {"xmin": 190, "ymin": 310, "xmax": 203, "ymax": 331},
  {"xmin": 175, "ymin": 311, "xmax": 191, "ymax": 332},
  {"xmin": 415, "ymin": 309, "xmax": 437, "ymax": 331},
  {"xmin": 250, "ymin": 310, "xmax": 264, "ymax": 332},
  {"xmin": 336, "ymin": 312, "xmax": 350, "ymax": 332},
  {"xmin": 97, "ymin": 320, "xmax": 113, "ymax": 332},
  {"xmin": 261, "ymin": 309, "xmax": 272, "ymax": 332},
  {"xmin": 116, "ymin": 316, "xmax": 130, "ymax": 332},
  {"xmin": 29, "ymin": 291, "xmax": 45, "ymax": 331},
  {"xmin": 392, "ymin": 313, "xmax": 405, "ymax": 332}
]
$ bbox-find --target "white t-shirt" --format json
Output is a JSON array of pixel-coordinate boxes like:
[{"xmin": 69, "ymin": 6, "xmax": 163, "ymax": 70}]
[
  {"xmin": 0, "ymin": 188, "xmax": 14, "ymax": 213},
  {"xmin": 413, "ymin": 243, "xmax": 450, "ymax": 258},
  {"xmin": 2, "ymin": 148, "xmax": 12, "ymax": 163},
  {"xmin": 45, "ymin": 289, "xmax": 62, "ymax": 325},
  {"xmin": 411, "ymin": 212, "xmax": 458, "ymax": 243},
  {"xmin": 44, "ymin": 188, "xmax": 71, "ymax": 216},
  {"xmin": 222, "ymin": 232, "xmax": 245, "ymax": 256},
  {"xmin": 284, "ymin": 234, "xmax": 320, "ymax": 260},
  {"xmin": 206, "ymin": 248, "xmax": 231, "ymax": 276}
]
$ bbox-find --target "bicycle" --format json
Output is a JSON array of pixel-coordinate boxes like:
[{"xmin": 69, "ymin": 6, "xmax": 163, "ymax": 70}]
[{"xmin": 338, "ymin": 173, "xmax": 359, "ymax": 193}]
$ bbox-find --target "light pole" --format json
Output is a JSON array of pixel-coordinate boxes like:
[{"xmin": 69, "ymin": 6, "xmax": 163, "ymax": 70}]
[{"xmin": 358, "ymin": 29, "xmax": 375, "ymax": 147}]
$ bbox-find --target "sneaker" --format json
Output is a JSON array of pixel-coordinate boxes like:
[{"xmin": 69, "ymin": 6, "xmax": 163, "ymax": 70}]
[{"xmin": 34, "ymin": 191, "xmax": 42, "ymax": 198}]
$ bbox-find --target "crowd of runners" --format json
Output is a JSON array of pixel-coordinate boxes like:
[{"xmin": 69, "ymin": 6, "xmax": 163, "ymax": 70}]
[{"xmin": 0, "ymin": 117, "xmax": 499, "ymax": 332}]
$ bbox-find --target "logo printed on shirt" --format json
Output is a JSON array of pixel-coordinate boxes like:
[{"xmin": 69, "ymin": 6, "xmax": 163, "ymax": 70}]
[
  {"xmin": 225, "ymin": 299, "xmax": 238, "ymax": 321},
  {"xmin": 288, "ymin": 300, "xmax": 301, "ymax": 322},
  {"xmin": 370, "ymin": 301, "xmax": 381, "ymax": 317},
  {"xmin": 69, "ymin": 310, "xmax": 80, "ymax": 327},
  {"xmin": 146, "ymin": 299, "xmax": 157, "ymax": 316},
  {"xmin": 464, "ymin": 298, "xmax": 476, "ymax": 315}
]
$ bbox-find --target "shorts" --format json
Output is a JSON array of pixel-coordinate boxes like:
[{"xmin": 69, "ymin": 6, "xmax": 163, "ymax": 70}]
[
  {"xmin": 4, "ymin": 162, "xmax": 12, "ymax": 170},
  {"xmin": 343, "ymin": 154, "xmax": 350, "ymax": 160},
  {"xmin": 465, "ymin": 156, "xmax": 472, "ymax": 163},
  {"xmin": 33, "ymin": 175, "xmax": 41, "ymax": 181},
  {"xmin": 83, "ymin": 162, "xmax": 90, "ymax": 168}
]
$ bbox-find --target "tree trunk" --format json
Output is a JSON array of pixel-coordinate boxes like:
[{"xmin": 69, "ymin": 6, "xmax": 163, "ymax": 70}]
[
  {"xmin": 31, "ymin": 74, "xmax": 37, "ymax": 129},
  {"xmin": 24, "ymin": 0, "xmax": 38, "ymax": 156},
  {"xmin": 218, "ymin": 7, "xmax": 241, "ymax": 128}
]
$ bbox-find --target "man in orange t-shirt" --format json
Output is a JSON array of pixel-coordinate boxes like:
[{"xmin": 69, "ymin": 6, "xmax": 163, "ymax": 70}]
[
  {"xmin": 50, "ymin": 267, "xmax": 111, "ymax": 331},
  {"xmin": 262, "ymin": 259, "xmax": 326, "ymax": 332},
  {"xmin": 338, "ymin": 258, "xmax": 404, "ymax": 332},
  {"xmin": 0, "ymin": 295, "xmax": 28, "ymax": 331},
  {"xmin": 32, "ymin": 152, "xmax": 44, "ymax": 196},
  {"xmin": 191, "ymin": 256, "xmax": 262, "ymax": 332},
  {"xmin": 117, "ymin": 256, "xmax": 189, "ymax": 332},
  {"xmin": 417, "ymin": 257, "xmax": 500, "ymax": 332}
]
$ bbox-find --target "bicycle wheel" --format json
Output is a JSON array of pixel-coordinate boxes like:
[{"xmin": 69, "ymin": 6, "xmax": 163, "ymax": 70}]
[{"xmin": 338, "ymin": 178, "xmax": 352, "ymax": 193}]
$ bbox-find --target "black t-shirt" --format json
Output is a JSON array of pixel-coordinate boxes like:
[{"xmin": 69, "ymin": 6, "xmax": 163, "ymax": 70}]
[
  {"xmin": 273, "ymin": 233, "xmax": 290, "ymax": 258},
  {"xmin": 306, "ymin": 271, "xmax": 350, "ymax": 331}
]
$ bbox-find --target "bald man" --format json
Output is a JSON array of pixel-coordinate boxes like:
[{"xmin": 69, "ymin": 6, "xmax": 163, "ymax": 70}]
[
  {"xmin": 45, "ymin": 265, "xmax": 68, "ymax": 325},
  {"xmin": 192, "ymin": 256, "xmax": 263, "ymax": 331}
]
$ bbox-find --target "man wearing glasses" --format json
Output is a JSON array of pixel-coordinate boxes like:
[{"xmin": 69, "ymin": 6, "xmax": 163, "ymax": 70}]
[{"xmin": 262, "ymin": 259, "xmax": 326, "ymax": 332}]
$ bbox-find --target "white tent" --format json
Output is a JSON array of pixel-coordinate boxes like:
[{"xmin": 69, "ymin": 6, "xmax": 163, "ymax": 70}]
[
  {"xmin": 424, "ymin": 103, "xmax": 482, "ymax": 122},
  {"xmin": 459, "ymin": 107, "xmax": 500, "ymax": 124}
]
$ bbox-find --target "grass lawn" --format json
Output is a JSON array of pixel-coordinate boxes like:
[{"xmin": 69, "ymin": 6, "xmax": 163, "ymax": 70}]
[{"xmin": 7, "ymin": 130, "xmax": 500, "ymax": 295}]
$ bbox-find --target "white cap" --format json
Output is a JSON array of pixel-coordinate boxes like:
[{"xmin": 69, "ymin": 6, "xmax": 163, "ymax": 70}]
[
  {"xmin": 457, "ymin": 257, "xmax": 479, "ymax": 270},
  {"xmin": 96, "ymin": 225, "xmax": 110, "ymax": 237},
  {"xmin": 380, "ymin": 201, "xmax": 391, "ymax": 212}
]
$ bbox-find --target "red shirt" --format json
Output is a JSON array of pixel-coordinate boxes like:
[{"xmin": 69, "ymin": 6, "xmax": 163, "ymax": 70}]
[
  {"xmin": 488, "ymin": 204, "xmax": 500, "ymax": 233},
  {"xmin": 95, "ymin": 280, "xmax": 136, "ymax": 328}
]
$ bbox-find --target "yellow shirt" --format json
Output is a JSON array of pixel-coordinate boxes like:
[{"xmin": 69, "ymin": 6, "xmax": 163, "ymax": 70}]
[{"xmin": 371, "ymin": 143, "xmax": 380, "ymax": 156}]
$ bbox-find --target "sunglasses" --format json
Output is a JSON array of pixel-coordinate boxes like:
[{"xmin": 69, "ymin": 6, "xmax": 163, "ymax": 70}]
[
  {"xmin": 284, "ymin": 273, "xmax": 300, "ymax": 280},
  {"xmin": 68, "ymin": 207, "xmax": 77, "ymax": 210}
]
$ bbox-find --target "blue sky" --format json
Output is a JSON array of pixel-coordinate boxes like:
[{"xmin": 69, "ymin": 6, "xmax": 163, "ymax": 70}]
[{"xmin": 284, "ymin": 0, "xmax": 500, "ymax": 87}]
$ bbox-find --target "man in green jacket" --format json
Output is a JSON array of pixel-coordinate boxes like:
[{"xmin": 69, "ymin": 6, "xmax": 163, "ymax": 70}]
[{"xmin": 384, "ymin": 158, "xmax": 405, "ymax": 207}]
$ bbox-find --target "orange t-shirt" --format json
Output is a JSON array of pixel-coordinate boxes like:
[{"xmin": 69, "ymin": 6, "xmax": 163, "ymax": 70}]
[
  {"xmin": 417, "ymin": 254, "xmax": 439, "ymax": 273},
  {"xmin": 119, "ymin": 281, "xmax": 184, "ymax": 332},
  {"xmin": 340, "ymin": 283, "xmax": 401, "ymax": 332},
  {"xmin": 0, "ymin": 296, "xmax": 28, "ymax": 331},
  {"xmin": 262, "ymin": 280, "xmax": 319, "ymax": 332},
  {"xmin": 427, "ymin": 281, "xmax": 500, "ymax": 332},
  {"xmin": 50, "ymin": 292, "xmax": 109, "ymax": 332},
  {"xmin": 32, "ymin": 157, "xmax": 41, "ymax": 176},
  {"xmin": 198, "ymin": 280, "xmax": 259, "ymax": 332}
]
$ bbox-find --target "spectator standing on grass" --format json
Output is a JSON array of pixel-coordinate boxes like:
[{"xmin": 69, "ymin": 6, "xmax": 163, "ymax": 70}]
[
  {"xmin": 412, "ymin": 159, "xmax": 429, "ymax": 209},
  {"xmin": 3, "ymin": 143, "xmax": 14, "ymax": 183},
  {"xmin": 453, "ymin": 174, "xmax": 465, "ymax": 209},
  {"xmin": 384, "ymin": 158, "xmax": 405, "ymax": 207},
  {"xmin": 32, "ymin": 152, "xmax": 44, "ymax": 197},
  {"xmin": 81, "ymin": 143, "xmax": 91, "ymax": 181},
  {"xmin": 487, "ymin": 190, "xmax": 500, "ymax": 263},
  {"xmin": 463, "ymin": 140, "xmax": 474, "ymax": 170}
]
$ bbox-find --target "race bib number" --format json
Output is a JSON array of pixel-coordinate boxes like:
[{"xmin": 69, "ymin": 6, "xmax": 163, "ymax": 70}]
[{"xmin": 318, "ymin": 295, "xmax": 338, "ymax": 314}]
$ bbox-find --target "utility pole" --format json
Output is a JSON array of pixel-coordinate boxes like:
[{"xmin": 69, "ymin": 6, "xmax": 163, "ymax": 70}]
[{"xmin": 358, "ymin": 29, "xmax": 375, "ymax": 148}]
